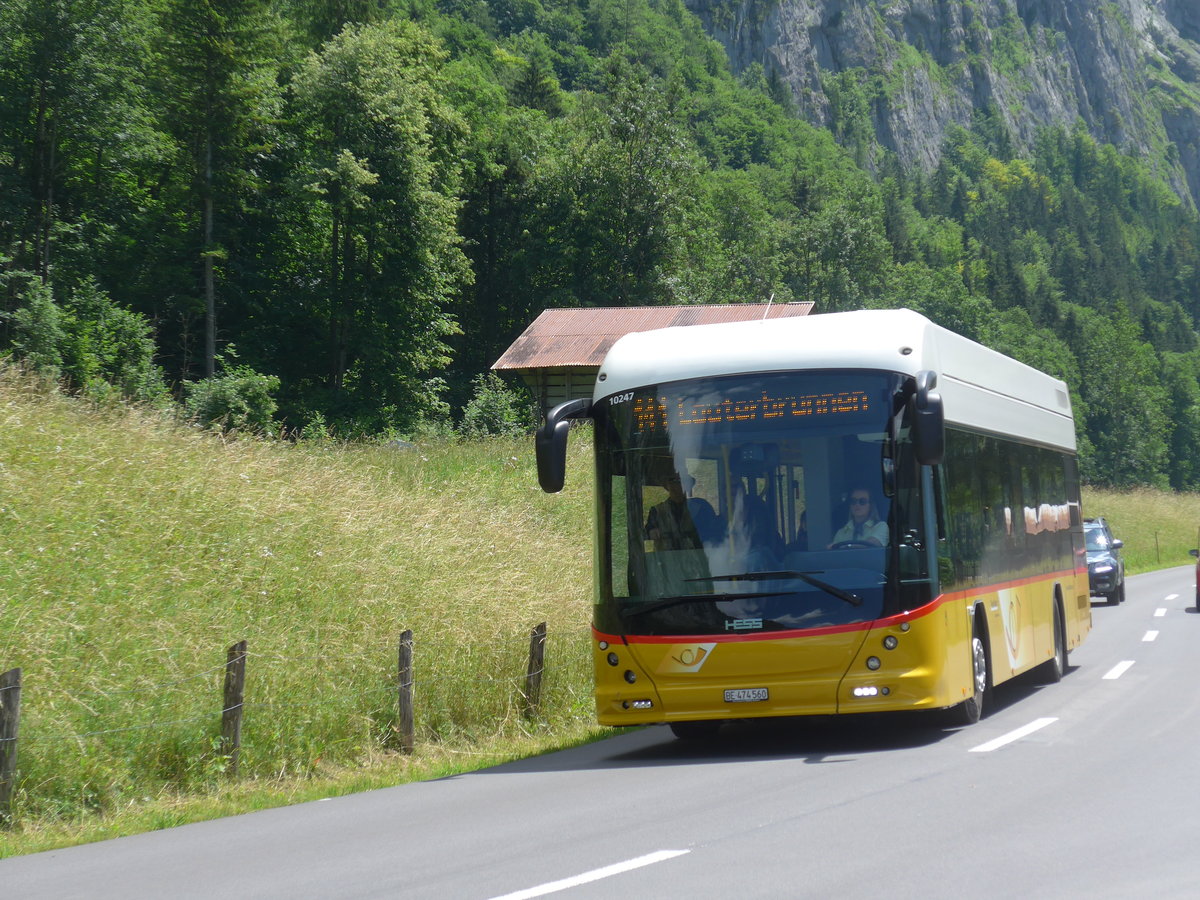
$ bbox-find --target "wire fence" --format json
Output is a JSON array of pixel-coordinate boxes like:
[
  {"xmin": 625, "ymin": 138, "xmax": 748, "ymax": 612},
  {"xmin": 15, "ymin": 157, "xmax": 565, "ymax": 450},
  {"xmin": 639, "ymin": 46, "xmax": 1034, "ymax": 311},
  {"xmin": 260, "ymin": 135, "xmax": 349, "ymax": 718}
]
[{"xmin": 0, "ymin": 621, "xmax": 578, "ymax": 826}]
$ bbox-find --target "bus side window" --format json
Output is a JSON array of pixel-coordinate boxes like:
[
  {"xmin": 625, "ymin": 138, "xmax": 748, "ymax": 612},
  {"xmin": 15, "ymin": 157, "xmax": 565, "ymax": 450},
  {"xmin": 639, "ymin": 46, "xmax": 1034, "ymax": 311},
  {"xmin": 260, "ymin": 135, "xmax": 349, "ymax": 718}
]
[{"xmin": 942, "ymin": 429, "xmax": 984, "ymax": 589}]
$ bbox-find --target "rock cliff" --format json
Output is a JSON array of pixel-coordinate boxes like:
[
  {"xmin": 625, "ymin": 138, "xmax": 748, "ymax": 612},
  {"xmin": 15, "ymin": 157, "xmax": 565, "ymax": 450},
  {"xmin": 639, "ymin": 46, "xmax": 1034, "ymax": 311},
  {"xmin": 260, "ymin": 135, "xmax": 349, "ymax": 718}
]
[{"xmin": 686, "ymin": 0, "xmax": 1200, "ymax": 204}]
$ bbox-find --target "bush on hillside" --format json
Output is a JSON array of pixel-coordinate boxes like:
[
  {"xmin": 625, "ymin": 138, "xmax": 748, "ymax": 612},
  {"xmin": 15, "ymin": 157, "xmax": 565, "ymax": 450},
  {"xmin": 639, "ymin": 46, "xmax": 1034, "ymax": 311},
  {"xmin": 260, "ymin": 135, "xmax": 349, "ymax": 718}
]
[
  {"xmin": 184, "ymin": 364, "xmax": 281, "ymax": 434},
  {"xmin": 60, "ymin": 278, "xmax": 168, "ymax": 404},
  {"xmin": 7, "ymin": 273, "xmax": 167, "ymax": 403},
  {"xmin": 459, "ymin": 373, "xmax": 536, "ymax": 437},
  {"xmin": 409, "ymin": 376, "xmax": 455, "ymax": 438},
  {"xmin": 9, "ymin": 277, "xmax": 66, "ymax": 378}
]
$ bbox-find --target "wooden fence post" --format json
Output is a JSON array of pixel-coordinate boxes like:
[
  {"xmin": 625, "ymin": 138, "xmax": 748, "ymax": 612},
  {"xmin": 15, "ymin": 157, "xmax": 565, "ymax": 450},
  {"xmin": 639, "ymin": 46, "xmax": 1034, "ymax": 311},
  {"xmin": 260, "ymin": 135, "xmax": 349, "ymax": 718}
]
[
  {"xmin": 397, "ymin": 630, "xmax": 414, "ymax": 754},
  {"xmin": 0, "ymin": 667, "xmax": 20, "ymax": 824},
  {"xmin": 220, "ymin": 641, "xmax": 247, "ymax": 776},
  {"xmin": 523, "ymin": 622, "xmax": 547, "ymax": 719}
]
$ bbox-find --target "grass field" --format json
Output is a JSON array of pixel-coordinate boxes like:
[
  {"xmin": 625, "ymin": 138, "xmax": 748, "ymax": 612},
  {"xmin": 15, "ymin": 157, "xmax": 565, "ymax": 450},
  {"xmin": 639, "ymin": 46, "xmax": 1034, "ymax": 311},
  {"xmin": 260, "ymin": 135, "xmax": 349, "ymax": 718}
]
[
  {"xmin": 1080, "ymin": 487, "xmax": 1200, "ymax": 575},
  {"xmin": 2, "ymin": 367, "xmax": 1199, "ymax": 855},
  {"xmin": 0, "ymin": 369, "xmax": 601, "ymax": 855}
]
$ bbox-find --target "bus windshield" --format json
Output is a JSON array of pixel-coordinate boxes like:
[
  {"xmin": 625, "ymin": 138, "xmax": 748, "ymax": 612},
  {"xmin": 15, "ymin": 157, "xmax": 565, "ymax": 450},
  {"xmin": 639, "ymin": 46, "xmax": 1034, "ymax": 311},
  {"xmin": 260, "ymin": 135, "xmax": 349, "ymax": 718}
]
[{"xmin": 593, "ymin": 371, "xmax": 932, "ymax": 637}]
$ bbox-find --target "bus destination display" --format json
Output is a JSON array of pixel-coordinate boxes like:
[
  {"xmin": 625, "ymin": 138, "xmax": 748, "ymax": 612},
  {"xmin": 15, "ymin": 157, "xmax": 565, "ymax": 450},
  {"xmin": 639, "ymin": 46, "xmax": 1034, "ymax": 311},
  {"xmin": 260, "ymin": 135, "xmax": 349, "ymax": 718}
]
[{"xmin": 631, "ymin": 389, "xmax": 873, "ymax": 432}]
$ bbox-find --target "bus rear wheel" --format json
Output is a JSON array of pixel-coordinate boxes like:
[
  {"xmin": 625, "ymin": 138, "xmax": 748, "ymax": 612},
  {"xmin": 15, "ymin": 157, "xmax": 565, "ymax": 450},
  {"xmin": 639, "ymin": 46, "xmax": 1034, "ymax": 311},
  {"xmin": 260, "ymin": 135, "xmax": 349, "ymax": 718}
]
[{"xmin": 1036, "ymin": 604, "xmax": 1067, "ymax": 684}]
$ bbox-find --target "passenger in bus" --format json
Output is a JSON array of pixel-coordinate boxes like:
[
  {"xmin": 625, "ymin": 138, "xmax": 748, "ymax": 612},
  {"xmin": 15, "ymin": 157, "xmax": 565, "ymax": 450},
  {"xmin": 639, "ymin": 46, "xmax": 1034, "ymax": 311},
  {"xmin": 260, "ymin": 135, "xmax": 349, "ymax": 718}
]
[
  {"xmin": 789, "ymin": 510, "xmax": 809, "ymax": 552},
  {"xmin": 828, "ymin": 487, "xmax": 889, "ymax": 548},
  {"xmin": 692, "ymin": 501, "xmax": 722, "ymax": 545},
  {"xmin": 728, "ymin": 480, "xmax": 783, "ymax": 569},
  {"xmin": 645, "ymin": 472, "xmax": 718, "ymax": 550}
]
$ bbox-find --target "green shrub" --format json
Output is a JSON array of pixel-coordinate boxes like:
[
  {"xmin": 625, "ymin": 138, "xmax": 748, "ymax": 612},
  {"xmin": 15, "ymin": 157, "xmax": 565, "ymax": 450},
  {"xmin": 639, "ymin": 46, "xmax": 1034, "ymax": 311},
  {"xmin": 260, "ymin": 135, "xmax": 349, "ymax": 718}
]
[
  {"xmin": 7, "ymin": 275, "xmax": 167, "ymax": 403},
  {"xmin": 459, "ymin": 372, "xmax": 536, "ymax": 437},
  {"xmin": 409, "ymin": 376, "xmax": 455, "ymax": 438},
  {"xmin": 299, "ymin": 410, "xmax": 333, "ymax": 443},
  {"xmin": 61, "ymin": 278, "xmax": 168, "ymax": 404},
  {"xmin": 10, "ymin": 278, "xmax": 66, "ymax": 377},
  {"xmin": 183, "ymin": 365, "xmax": 281, "ymax": 433}
]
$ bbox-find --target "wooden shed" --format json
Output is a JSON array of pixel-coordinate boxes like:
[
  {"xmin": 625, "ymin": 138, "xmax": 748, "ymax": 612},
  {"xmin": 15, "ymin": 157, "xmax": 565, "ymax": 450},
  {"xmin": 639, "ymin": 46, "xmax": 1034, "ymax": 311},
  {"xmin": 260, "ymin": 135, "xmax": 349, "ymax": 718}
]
[{"xmin": 492, "ymin": 303, "xmax": 814, "ymax": 412}]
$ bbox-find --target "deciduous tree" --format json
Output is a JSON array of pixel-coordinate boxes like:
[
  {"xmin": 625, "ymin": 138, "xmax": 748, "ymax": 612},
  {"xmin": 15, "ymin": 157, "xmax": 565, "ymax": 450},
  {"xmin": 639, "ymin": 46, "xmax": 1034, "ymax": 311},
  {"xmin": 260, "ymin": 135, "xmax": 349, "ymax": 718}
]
[{"xmin": 289, "ymin": 20, "xmax": 470, "ymax": 431}]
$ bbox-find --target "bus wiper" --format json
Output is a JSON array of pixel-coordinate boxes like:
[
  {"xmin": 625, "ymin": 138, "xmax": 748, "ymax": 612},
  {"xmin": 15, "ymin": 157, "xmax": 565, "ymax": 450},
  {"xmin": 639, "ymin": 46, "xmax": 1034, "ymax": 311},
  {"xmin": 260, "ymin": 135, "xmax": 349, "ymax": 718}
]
[
  {"xmin": 622, "ymin": 591, "xmax": 792, "ymax": 619},
  {"xmin": 790, "ymin": 573, "xmax": 863, "ymax": 607},
  {"xmin": 688, "ymin": 571, "xmax": 863, "ymax": 607}
]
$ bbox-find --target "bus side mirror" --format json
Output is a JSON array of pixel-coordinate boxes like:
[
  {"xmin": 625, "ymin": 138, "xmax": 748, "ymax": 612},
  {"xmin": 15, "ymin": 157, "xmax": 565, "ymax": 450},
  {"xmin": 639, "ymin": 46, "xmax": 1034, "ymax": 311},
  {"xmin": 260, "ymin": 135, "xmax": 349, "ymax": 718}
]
[
  {"xmin": 911, "ymin": 370, "xmax": 944, "ymax": 466},
  {"xmin": 535, "ymin": 397, "xmax": 592, "ymax": 493}
]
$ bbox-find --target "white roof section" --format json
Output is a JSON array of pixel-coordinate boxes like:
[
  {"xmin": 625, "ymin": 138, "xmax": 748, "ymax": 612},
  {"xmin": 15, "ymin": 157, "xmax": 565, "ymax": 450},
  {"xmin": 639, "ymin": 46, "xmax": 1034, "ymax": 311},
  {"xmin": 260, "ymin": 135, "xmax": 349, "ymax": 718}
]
[{"xmin": 595, "ymin": 308, "xmax": 1076, "ymax": 451}]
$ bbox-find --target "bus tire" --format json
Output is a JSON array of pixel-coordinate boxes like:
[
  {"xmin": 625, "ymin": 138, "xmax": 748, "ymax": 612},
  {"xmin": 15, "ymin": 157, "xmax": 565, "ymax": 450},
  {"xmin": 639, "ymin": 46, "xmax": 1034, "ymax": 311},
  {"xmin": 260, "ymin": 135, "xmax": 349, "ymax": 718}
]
[
  {"xmin": 950, "ymin": 619, "xmax": 989, "ymax": 726},
  {"xmin": 1036, "ymin": 602, "xmax": 1067, "ymax": 684},
  {"xmin": 669, "ymin": 721, "xmax": 722, "ymax": 740}
]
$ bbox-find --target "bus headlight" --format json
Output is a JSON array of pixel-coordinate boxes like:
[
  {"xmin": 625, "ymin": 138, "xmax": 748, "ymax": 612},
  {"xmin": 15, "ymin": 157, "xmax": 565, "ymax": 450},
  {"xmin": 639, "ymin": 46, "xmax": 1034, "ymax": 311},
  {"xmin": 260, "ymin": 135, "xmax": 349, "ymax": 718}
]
[
  {"xmin": 866, "ymin": 656, "xmax": 882, "ymax": 671},
  {"xmin": 883, "ymin": 635, "xmax": 898, "ymax": 650}
]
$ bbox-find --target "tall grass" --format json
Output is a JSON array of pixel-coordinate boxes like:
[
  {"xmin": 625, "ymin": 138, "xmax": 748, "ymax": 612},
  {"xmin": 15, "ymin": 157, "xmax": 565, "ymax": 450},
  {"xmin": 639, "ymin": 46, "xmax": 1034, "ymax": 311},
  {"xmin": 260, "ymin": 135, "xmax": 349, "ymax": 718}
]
[
  {"xmin": 1080, "ymin": 487, "xmax": 1200, "ymax": 574},
  {"xmin": 0, "ymin": 368, "xmax": 598, "ymax": 848}
]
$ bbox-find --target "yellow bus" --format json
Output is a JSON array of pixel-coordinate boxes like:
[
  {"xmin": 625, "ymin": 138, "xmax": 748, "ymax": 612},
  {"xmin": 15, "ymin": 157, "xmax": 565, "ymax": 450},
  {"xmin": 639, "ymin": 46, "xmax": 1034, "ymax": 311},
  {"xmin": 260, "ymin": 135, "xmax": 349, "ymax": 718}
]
[{"xmin": 536, "ymin": 309, "xmax": 1090, "ymax": 737}]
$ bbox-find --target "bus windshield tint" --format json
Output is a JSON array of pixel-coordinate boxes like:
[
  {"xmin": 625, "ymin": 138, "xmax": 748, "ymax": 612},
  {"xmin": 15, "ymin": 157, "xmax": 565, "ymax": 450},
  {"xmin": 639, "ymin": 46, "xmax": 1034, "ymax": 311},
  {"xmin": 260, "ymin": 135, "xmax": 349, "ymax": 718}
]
[{"xmin": 594, "ymin": 371, "xmax": 929, "ymax": 637}]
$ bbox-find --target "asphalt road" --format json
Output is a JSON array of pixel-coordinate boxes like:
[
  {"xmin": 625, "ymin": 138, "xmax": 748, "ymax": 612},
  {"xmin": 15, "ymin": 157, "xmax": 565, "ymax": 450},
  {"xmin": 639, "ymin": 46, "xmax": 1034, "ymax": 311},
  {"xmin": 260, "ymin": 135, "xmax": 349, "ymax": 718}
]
[{"xmin": 5, "ymin": 566, "xmax": 1200, "ymax": 900}]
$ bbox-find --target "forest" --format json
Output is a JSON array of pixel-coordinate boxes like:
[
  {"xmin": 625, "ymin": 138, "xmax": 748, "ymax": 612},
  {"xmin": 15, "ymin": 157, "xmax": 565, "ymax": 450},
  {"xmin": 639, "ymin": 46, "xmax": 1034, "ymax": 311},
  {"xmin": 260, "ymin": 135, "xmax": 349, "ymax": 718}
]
[{"xmin": 3, "ymin": 0, "xmax": 1200, "ymax": 489}]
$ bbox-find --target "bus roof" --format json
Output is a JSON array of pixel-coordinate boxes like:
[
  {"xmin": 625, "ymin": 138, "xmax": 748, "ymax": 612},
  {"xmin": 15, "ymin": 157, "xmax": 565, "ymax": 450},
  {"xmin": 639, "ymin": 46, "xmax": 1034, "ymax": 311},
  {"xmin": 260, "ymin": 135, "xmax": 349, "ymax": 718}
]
[{"xmin": 595, "ymin": 308, "xmax": 1076, "ymax": 451}]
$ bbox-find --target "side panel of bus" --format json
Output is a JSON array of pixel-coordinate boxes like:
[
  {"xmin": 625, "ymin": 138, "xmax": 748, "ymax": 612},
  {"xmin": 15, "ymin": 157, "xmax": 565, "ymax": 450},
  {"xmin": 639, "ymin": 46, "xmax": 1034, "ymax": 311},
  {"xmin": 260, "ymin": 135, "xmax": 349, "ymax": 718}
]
[{"xmin": 937, "ymin": 427, "xmax": 1087, "ymax": 689}]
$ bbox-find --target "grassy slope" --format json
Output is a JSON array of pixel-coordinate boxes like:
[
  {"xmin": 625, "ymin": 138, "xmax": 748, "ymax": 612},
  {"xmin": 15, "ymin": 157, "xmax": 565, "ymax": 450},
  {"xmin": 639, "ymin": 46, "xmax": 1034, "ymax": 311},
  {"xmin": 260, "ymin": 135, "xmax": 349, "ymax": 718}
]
[
  {"xmin": 0, "ymin": 370, "xmax": 600, "ymax": 854},
  {"xmin": 3, "ymin": 370, "xmax": 1198, "ymax": 854},
  {"xmin": 1080, "ymin": 487, "xmax": 1200, "ymax": 575}
]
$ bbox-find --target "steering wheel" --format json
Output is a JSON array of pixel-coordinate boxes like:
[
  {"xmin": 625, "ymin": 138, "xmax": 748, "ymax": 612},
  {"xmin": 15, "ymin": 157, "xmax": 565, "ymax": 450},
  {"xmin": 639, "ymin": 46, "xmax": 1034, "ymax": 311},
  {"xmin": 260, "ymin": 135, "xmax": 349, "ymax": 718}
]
[{"xmin": 829, "ymin": 540, "xmax": 873, "ymax": 550}]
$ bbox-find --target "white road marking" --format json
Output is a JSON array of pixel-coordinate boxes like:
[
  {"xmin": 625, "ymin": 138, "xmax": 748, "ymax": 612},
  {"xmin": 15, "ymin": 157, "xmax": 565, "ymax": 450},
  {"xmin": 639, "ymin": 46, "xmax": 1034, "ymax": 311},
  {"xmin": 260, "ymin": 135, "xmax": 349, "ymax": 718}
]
[
  {"xmin": 1103, "ymin": 660, "xmax": 1136, "ymax": 680},
  {"xmin": 488, "ymin": 850, "xmax": 690, "ymax": 900},
  {"xmin": 1143, "ymin": 631, "xmax": 1159, "ymax": 642},
  {"xmin": 1165, "ymin": 594, "xmax": 1179, "ymax": 602},
  {"xmin": 1154, "ymin": 608, "xmax": 1167, "ymax": 617},
  {"xmin": 969, "ymin": 717, "xmax": 1058, "ymax": 753}
]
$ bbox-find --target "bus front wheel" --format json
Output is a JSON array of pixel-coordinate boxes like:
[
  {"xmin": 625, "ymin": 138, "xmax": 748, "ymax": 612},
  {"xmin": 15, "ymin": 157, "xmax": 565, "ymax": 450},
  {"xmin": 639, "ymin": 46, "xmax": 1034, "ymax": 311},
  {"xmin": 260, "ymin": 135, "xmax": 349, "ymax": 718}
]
[{"xmin": 950, "ymin": 624, "xmax": 989, "ymax": 726}]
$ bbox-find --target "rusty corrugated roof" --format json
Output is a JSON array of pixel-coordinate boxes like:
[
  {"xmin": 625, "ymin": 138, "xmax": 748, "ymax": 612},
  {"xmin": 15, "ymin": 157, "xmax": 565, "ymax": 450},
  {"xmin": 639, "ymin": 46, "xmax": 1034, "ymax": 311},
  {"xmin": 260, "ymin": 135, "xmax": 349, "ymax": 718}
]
[{"xmin": 492, "ymin": 303, "xmax": 814, "ymax": 370}]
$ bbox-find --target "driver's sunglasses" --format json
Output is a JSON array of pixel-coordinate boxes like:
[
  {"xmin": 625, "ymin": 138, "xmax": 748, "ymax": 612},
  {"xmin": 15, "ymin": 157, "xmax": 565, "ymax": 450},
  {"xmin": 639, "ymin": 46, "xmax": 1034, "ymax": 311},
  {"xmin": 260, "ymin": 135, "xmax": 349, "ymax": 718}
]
[{"xmin": 850, "ymin": 497, "xmax": 870, "ymax": 506}]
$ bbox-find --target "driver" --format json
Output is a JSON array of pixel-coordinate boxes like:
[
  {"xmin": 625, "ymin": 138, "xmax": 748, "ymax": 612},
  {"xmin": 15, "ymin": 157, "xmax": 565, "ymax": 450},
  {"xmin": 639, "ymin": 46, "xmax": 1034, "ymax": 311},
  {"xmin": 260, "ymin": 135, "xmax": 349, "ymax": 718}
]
[{"xmin": 828, "ymin": 486, "xmax": 888, "ymax": 548}]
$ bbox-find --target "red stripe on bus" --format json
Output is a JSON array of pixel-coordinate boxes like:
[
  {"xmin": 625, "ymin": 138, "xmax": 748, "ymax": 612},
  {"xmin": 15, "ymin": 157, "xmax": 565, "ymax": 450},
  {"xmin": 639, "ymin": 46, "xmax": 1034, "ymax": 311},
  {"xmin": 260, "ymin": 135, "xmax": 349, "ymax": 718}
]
[{"xmin": 594, "ymin": 566, "xmax": 1082, "ymax": 645}]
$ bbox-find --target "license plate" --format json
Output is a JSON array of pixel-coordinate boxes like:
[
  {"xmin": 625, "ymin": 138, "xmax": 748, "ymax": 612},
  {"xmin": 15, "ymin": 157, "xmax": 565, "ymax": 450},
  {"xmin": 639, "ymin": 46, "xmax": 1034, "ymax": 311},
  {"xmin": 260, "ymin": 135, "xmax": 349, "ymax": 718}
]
[{"xmin": 724, "ymin": 688, "xmax": 768, "ymax": 703}]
